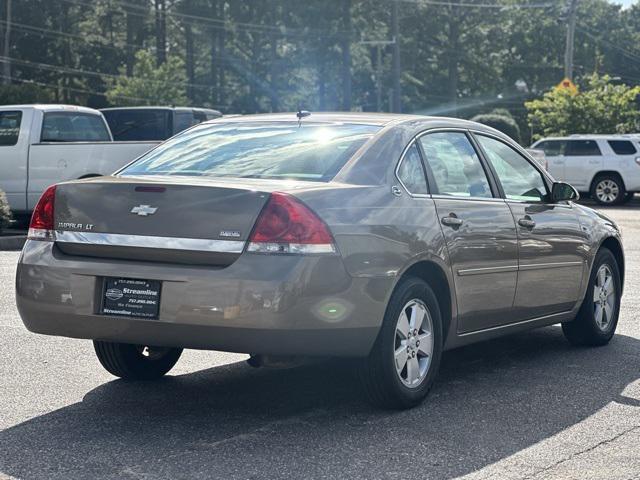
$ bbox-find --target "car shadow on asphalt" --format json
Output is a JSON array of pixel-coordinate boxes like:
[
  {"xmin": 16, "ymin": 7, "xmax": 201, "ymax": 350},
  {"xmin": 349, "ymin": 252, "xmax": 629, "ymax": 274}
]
[{"xmin": 0, "ymin": 327, "xmax": 639, "ymax": 479}]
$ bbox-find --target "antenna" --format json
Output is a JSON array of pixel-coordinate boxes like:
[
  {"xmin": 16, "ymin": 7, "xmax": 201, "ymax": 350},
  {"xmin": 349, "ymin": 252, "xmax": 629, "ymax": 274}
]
[{"xmin": 296, "ymin": 109, "xmax": 311, "ymax": 127}]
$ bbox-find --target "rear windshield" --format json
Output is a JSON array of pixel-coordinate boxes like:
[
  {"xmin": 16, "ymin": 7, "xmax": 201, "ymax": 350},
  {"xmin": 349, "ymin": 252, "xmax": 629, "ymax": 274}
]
[
  {"xmin": 103, "ymin": 109, "xmax": 172, "ymax": 141},
  {"xmin": 41, "ymin": 112, "xmax": 111, "ymax": 142},
  {"xmin": 120, "ymin": 122, "xmax": 381, "ymax": 181}
]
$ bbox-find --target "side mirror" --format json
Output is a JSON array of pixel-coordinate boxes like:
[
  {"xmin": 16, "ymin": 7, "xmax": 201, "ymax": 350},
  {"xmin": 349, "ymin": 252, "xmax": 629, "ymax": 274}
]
[{"xmin": 551, "ymin": 182, "xmax": 579, "ymax": 202}]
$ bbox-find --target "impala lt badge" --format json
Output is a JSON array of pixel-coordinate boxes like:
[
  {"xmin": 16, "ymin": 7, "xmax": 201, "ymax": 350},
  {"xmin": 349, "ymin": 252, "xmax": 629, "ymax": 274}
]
[{"xmin": 130, "ymin": 205, "xmax": 158, "ymax": 216}]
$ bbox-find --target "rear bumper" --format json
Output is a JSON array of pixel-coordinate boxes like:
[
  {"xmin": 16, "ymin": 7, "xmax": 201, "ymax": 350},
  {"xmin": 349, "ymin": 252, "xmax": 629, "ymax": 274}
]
[{"xmin": 16, "ymin": 241, "xmax": 392, "ymax": 356}]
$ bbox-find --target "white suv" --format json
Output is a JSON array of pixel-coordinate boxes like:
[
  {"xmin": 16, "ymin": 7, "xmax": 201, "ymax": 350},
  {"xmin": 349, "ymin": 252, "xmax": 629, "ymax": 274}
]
[{"xmin": 531, "ymin": 135, "xmax": 640, "ymax": 205}]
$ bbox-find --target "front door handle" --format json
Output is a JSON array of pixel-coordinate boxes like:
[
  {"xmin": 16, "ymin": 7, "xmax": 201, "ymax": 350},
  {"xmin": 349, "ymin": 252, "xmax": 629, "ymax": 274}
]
[
  {"xmin": 441, "ymin": 214, "xmax": 464, "ymax": 228},
  {"xmin": 518, "ymin": 217, "xmax": 536, "ymax": 229}
]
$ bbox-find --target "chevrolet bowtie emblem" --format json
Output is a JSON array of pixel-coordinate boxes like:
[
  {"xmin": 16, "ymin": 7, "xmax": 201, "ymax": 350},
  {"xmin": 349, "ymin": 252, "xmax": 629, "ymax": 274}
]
[{"xmin": 130, "ymin": 205, "xmax": 158, "ymax": 216}]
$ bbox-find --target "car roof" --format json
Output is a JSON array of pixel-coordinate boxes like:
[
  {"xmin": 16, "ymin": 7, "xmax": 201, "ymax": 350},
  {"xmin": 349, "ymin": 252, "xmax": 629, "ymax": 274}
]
[
  {"xmin": 0, "ymin": 104, "xmax": 102, "ymax": 115},
  {"xmin": 203, "ymin": 112, "xmax": 491, "ymax": 129},
  {"xmin": 536, "ymin": 135, "xmax": 640, "ymax": 141},
  {"xmin": 100, "ymin": 106, "xmax": 222, "ymax": 115}
]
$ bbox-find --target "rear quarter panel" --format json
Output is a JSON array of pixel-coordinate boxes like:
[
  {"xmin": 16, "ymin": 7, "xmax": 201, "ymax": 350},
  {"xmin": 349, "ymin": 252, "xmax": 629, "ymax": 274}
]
[{"xmin": 296, "ymin": 185, "xmax": 454, "ymax": 344}]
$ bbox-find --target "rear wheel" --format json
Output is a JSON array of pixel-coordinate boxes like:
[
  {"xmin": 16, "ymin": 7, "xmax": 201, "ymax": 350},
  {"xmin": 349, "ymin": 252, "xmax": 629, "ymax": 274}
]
[
  {"xmin": 562, "ymin": 248, "xmax": 621, "ymax": 346},
  {"xmin": 358, "ymin": 277, "xmax": 443, "ymax": 409},
  {"xmin": 591, "ymin": 174, "xmax": 625, "ymax": 205},
  {"xmin": 94, "ymin": 341, "xmax": 183, "ymax": 380}
]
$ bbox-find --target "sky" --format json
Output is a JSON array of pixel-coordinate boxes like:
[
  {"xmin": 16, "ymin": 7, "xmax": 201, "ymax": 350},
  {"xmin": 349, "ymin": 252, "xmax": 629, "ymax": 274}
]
[{"xmin": 609, "ymin": 0, "xmax": 635, "ymax": 7}]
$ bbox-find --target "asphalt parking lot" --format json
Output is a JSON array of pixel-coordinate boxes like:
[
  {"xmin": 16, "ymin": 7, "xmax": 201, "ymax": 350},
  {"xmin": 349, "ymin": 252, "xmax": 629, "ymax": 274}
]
[{"xmin": 1, "ymin": 200, "xmax": 639, "ymax": 480}]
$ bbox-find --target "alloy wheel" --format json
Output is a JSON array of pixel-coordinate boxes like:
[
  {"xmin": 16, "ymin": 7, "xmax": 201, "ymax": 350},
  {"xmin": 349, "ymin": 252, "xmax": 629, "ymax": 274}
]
[
  {"xmin": 595, "ymin": 180, "xmax": 620, "ymax": 204},
  {"xmin": 394, "ymin": 299, "xmax": 434, "ymax": 388},
  {"xmin": 593, "ymin": 264, "xmax": 616, "ymax": 331}
]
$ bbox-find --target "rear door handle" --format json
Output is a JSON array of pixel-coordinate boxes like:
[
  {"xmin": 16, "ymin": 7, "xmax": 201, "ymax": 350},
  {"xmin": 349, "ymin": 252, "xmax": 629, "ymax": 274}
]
[
  {"xmin": 441, "ymin": 215, "xmax": 463, "ymax": 228},
  {"xmin": 518, "ymin": 217, "xmax": 536, "ymax": 229}
]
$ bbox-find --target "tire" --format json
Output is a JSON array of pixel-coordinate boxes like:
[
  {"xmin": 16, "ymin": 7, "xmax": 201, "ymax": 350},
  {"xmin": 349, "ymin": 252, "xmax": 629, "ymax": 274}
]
[
  {"xmin": 358, "ymin": 277, "xmax": 443, "ymax": 409},
  {"xmin": 591, "ymin": 174, "xmax": 625, "ymax": 206},
  {"xmin": 93, "ymin": 341, "xmax": 183, "ymax": 380},
  {"xmin": 622, "ymin": 192, "xmax": 635, "ymax": 204},
  {"xmin": 562, "ymin": 248, "xmax": 621, "ymax": 346}
]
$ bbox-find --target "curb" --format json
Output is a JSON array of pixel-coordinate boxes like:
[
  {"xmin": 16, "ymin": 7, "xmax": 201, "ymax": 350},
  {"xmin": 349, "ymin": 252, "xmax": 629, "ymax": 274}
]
[{"xmin": 0, "ymin": 235, "xmax": 26, "ymax": 251}]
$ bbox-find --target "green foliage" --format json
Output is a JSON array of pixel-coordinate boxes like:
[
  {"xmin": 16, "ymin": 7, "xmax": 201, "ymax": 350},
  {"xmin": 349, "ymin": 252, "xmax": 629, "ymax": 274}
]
[
  {"xmin": 105, "ymin": 51, "xmax": 188, "ymax": 107},
  {"xmin": 0, "ymin": 189, "xmax": 12, "ymax": 231},
  {"xmin": 471, "ymin": 109, "xmax": 522, "ymax": 143},
  {"xmin": 3, "ymin": 0, "xmax": 640, "ymax": 122},
  {"xmin": 526, "ymin": 74, "xmax": 640, "ymax": 140},
  {"xmin": 0, "ymin": 84, "xmax": 52, "ymax": 105}
]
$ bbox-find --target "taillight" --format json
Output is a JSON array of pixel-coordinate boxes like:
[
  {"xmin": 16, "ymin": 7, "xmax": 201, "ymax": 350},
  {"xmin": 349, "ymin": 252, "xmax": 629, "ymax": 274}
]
[
  {"xmin": 247, "ymin": 192, "xmax": 336, "ymax": 254},
  {"xmin": 635, "ymin": 157, "xmax": 640, "ymax": 167},
  {"xmin": 28, "ymin": 185, "xmax": 56, "ymax": 241}
]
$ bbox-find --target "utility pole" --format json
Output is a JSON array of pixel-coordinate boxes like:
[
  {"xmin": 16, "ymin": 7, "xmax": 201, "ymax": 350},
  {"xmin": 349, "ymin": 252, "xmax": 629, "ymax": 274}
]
[
  {"xmin": 563, "ymin": 0, "xmax": 579, "ymax": 81},
  {"xmin": 359, "ymin": 38, "xmax": 395, "ymax": 112},
  {"xmin": 2, "ymin": 0, "xmax": 11, "ymax": 85},
  {"xmin": 391, "ymin": 0, "xmax": 401, "ymax": 112}
]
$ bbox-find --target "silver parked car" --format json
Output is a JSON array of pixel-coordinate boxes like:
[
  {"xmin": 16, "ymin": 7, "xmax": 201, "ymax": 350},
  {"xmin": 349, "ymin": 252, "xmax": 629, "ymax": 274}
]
[{"xmin": 17, "ymin": 113, "xmax": 624, "ymax": 409}]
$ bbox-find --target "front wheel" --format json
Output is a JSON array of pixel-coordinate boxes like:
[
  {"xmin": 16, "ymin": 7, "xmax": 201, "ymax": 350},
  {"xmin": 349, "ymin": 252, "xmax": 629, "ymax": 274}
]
[
  {"xmin": 562, "ymin": 248, "xmax": 621, "ymax": 346},
  {"xmin": 94, "ymin": 341, "xmax": 183, "ymax": 380},
  {"xmin": 358, "ymin": 277, "xmax": 443, "ymax": 409}
]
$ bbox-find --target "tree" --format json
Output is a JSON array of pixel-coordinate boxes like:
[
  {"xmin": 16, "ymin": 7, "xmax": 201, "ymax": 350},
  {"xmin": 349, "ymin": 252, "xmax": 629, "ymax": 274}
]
[
  {"xmin": 471, "ymin": 109, "xmax": 522, "ymax": 143},
  {"xmin": 106, "ymin": 50, "xmax": 188, "ymax": 106},
  {"xmin": 526, "ymin": 74, "xmax": 640, "ymax": 140}
]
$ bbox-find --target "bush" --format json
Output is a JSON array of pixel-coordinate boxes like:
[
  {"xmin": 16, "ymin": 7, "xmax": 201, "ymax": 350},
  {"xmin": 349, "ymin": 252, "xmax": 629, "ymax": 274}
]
[
  {"xmin": 470, "ymin": 112, "xmax": 522, "ymax": 143},
  {"xmin": 0, "ymin": 84, "xmax": 52, "ymax": 105},
  {"xmin": 0, "ymin": 189, "xmax": 12, "ymax": 232},
  {"xmin": 525, "ymin": 74, "xmax": 640, "ymax": 140}
]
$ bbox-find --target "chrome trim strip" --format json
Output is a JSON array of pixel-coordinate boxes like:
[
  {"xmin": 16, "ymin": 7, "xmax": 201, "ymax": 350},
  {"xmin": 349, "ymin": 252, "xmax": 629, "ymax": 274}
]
[
  {"xmin": 55, "ymin": 231, "xmax": 245, "ymax": 253},
  {"xmin": 519, "ymin": 261, "xmax": 584, "ymax": 271},
  {"xmin": 458, "ymin": 310, "xmax": 574, "ymax": 337},
  {"xmin": 457, "ymin": 265, "xmax": 518, "ymax": 276}
]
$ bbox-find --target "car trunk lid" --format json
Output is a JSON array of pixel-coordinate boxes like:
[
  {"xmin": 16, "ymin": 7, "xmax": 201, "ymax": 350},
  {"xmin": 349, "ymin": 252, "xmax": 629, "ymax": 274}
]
[{"xmin": 53, "ymin": 177, "xmax": 271, "ymax": 266}]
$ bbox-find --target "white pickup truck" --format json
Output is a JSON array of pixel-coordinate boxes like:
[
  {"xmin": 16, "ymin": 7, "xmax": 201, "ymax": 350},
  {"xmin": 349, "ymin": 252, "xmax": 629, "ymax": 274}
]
[{"xmin": 0, "ymin": 104, "xmax": 159, "ymax": 214}]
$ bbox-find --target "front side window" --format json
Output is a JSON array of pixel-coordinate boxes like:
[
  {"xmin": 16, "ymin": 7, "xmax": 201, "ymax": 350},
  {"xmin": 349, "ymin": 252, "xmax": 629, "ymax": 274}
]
[
  {"xmin": 419, "ymin": 132, "xmax": 492, "ymax": 198},
  {"xmin": 565, "ymin": 140, "xmax": 602, "ymax": 156},
  {"xmin": 397, "ymin": 144, "xmax": 428, "ymax": 194},
  {"xmin": 536, "ymin": 140, "xmax": 566, "ymax": 156},
  {"xmin": 121, "ymin": 122, "xmax": 381, "ymax": 182},
  {"xmin": 41, "ymin": 112, "xmax": 110, "ymax": 142},
  {"xmin": 477, "ymin": 135, "xmax": 548, "ymax": 202},
  {"xmin": 608, "ymin": 140, "xmax": 637, "ymax": 155},
  {"xmin": 0, "ymin": 111, "xmax": 22, "ymax": 146}
]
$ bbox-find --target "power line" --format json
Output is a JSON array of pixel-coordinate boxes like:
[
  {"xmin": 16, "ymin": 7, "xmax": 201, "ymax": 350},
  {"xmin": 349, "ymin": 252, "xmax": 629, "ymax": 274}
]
[
  {"xmin": 61, "ymin": 0, "xmax": 340, "ymax": 39},
  {"xmin": 0, "ymin": 73, "xmax": 153, "ymax": 102},
  {"xmin": 0, "ymin": 20, "xmax": 143, "ymax": 52},
  {"xmin": 0, "ymin": 55, "xmax": 222, "ymax": 92},
  {"xmin": 575, "ymin": 24, "xmax": 640, "ymax": 64},
  {"xmin": 397, "ymin": 0, "xmax": 555, "ymax": 9}
]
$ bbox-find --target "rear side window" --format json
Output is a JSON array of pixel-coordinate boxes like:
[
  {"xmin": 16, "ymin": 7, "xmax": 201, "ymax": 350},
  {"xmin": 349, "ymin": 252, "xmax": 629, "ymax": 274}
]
[
  {"xmin": 419, "ymin": 132, "xmax": 492, "ymax": 198},
  {"xmin": 121, "ymin": 122, "xmax": 381, "ymax": 182},
  {"xmin": 397, "ymin": 144, "xmax": 428, "ymax": 194},
  {"xmin": 103, "ymin": 109, "xmax": 172, "ymax": 141},
  {"xmin": 536, "ymin": 140, "xmax": 565, "ymax": 156},
  {"xmin": 608, "ymin": 140, "xmax": 637, "ymax": 155},
  {"xmin": 565, "ymin": 140, "xmax": 601, "ymax": 156},
  {"xmin": 0, "ymin": 111, "xmax": 22, "ymax": 146},
  {"xmin": 41, "ymin": 112, "xmax": 110, "ymax": 142},
  {"xmin": 174, "ymin": 112, "xmax": 197, "ymax": 134}
]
